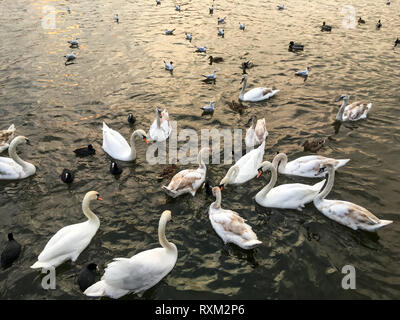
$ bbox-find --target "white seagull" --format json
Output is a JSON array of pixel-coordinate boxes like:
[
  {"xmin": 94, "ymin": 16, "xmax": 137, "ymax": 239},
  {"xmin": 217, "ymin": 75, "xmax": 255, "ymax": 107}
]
[
  {"xmin": 195, "ymin": 46, "xmax": 207, "ymax": 53},
  {"xmin": 239, "ymin": 23, "xmax": 245, "ymax": 30},
  {"xmin": 295, "ymin": 66, "xmax": 309, "ymax": 76},
  {"xmin": 217, "ymin": 28, "xmax": 224, "ymax": 37},
  {"xmin": 64, "ymin": 52, "xmax": 76, "ymax": 64},
  {"xmin": 67, "ymin": 38, "xmax": 79, "ymax": 47},
  {"xmin": 217, "ymin": 17, "xmax": 226, "ymax": 24},
  {"xmin": 277, "ymin": 5, "xmax": 285, "ymax": 10},
  {"xmin": 202, "ymin": 70, "xmax": 216, "ymax": 81},
  {"xmin": 165, "ymin": 29, "xmax": 175, "ymax": 35},
  {"xmin": 164, "ymin": 60, "xmax": 173, "ymax": 71},
  {"xmin": 201, "ymin": 101, "xmax": 215, "ymax": 113},
  {"xmin": 114, "ymin": 14, "xmax": 119, "ymax": 23},
  {"xmin": 185, "ymin": 33, "xmax": 192, "ymax": 41}
]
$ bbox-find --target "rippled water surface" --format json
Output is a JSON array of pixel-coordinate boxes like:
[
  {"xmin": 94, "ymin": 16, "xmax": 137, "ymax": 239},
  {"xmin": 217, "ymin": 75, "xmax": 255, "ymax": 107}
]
[{"xmin": 0, "ymin": 0, "xmax": 399, "ymax": 299}]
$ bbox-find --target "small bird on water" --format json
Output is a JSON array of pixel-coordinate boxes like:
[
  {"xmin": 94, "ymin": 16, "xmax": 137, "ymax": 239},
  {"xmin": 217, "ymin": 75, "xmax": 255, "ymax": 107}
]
[
  {"xmin": 1, "ymin": 233, "xmax": 21, "ymax": 269},
  {"xmin": 128, "ymin": 113, "xmax": 136, "ymax": 124},
  {"xmin": 64, "ymin": 52, "xmax": 76, "ymax": 65},
  {"xmin": 74, "ymin": 144, "xmax": 95, "ymax": 157},
  {"xmin": 110, "ymin": 160, "xmax": 123, "ymax": 175},
  {"xmin": 78, "ymin": 263, "xmax": 98, "ymax": 292},
  {"xmin": 61, "ymin": 169, "xmax": 74, "ymax": 184}
]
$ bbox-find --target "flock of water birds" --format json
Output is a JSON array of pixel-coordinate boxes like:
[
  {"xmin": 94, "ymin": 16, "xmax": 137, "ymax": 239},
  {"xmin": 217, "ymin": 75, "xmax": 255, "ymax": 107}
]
[{"xmin": 0, "ymin": 0, "xmax": 397, "ymax": 299}]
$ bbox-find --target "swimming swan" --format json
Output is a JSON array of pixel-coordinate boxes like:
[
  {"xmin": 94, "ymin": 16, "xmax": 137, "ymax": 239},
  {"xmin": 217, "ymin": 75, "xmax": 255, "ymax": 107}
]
[
  {"xmin": 239, "ymin": 75, "xmax": 279, "ymax": 102},
  {"xmin": 245, "ymin": 115, "xmax": 268, "ymax": 148},
  {"xmin": 335, "ymin": 94, "xmax": 372, "ymax": 122},
  {"xmin": 84, "ymin": 210, "xmax": 177, "ymax": 299},
  {"xmin": 149, "ymin": 107, "xmax": 172, "ymax": 142}
]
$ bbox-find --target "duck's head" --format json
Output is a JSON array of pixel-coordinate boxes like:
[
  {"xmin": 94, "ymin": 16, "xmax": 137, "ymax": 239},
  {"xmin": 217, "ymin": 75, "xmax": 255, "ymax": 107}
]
[{"xmin": 289, "ymin": 41, "xmax": 294, "ymax": 46}]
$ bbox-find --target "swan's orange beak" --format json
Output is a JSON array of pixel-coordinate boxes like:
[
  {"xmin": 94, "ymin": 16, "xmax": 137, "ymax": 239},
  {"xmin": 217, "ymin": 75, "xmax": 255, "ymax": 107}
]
[
  {"xmin": 219, "ymin": 185, "xmax": 224, "ymax": 191},
  {"xmin": 97, "ymin": 196, "xmax": 103, "ymax": 201},
  {"xmin": 256, "ymin": 169, "xmax": 263, "ymax": 178},
  {"xmin": 143, "ymin": 137, "xmax": 149, "ymax": 144}
]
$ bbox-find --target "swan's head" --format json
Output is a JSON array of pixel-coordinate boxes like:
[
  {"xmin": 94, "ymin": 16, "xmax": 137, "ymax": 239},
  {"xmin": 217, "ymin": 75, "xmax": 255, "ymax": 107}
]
[
  {"xmin": 240, "ymin": 74, "xmax": 247, "ymax": 84},
  {"xmin": 315, "ymin": 162, "xmax": 334, "ymax": 176},
  {"xmin": 84, "ymin": 191, "xmax": 103, "ymax": 202},
  {"xmin": 257, "ymin": 161, "xmax": 274, "ymax": 178},
  {"xmin": 219, "ymin": 165, "xmax": 239, "ymax": 189},
  {"xmin": 156, "ymin": 107, "xmax": 162, "ymax": 117},
  {"xmin": 161, "ymin": 210, "xmax": 172, "ymax": 223},
  {"xmin": 10, "ymin": 136, "xmax": 30, "ymax": 147},
  {"xmin": 335, "ymin": 94, "xmax": 350, "ymax": 102},
  {"xmin": 246, "ymin": 114, "xmax": 257, "ymax": 126},
  {"xmin": 133, "ymin": 129, "xmax": 149, "ymax": 144},
  {"xmin": 212, "ymin": 186, "xmax": 221, "ymax": 197}
]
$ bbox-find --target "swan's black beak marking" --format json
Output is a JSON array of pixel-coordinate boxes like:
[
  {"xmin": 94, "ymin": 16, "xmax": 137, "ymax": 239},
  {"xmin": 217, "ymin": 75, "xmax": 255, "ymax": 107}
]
[
  {"xmin": 96, "ymin": 194, "xmax": 103, "ymax": 201},
  {"xmin": 25, "ymin": 138, "xmax": 31, "ymax": 145}
]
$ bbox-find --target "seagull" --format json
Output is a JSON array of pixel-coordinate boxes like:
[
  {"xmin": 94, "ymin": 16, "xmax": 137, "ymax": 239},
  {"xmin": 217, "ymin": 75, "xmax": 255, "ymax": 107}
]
[
  {"xmin": 217, "ymin": 17, "xmax": 226, "ymax": 24},
  {"xmin": 67, "ymin": 7, "xmax": 71, "ymax": 14},
  {"xmin": 218, "ymin": 28, "xmax": 224, "ymax": 37},
  {"xmin": 114, "ymin": 14, "xmax": 119, "ymax": 23},
  {"xmin": 394, "ymin": 38, "xmax": 400, "ymax": 48},
  {"xmin": 239, "ymin": 23, "xmax": 245, "ymax": 30},
  {"xmin": 201, "ymin": 101, "xmax": 215, "ymax": 113},
  {"xmin": 156, "ymin": 0, "xmax": 161, "ymax": 5},
  {"xmin": 176, "ymin": 5, "xmax": 181, "ymax": 11},
  {"xmin": 164, "ymin": 60, "xmax": 173, "ymax": 71},
  {"xmin": 67, "ymin": 38, "xmax": 79, "ymax": 47},
  {"xmin": 195, "ymin": 46, "xmax": 207, "ymax": 53},
  {"xmin": 277, "ymin": 5, "xmax": 285, "ymax": 10},
  {"xmin": 376, "ymin": 20, "xmax": 382, "ymax": 29},
  {"xmin": 202, "ymin": 70, "xmax": 216, "ymax": 81},
  {"xmin": 64, "ymin": 52, "xmax": 76, "ymax": 65},
  {"xmin": 165, "ymin": 29, "xmax": 175, "ymax": 35},
  {"xmin": 185, "ymin": 32, "xmax": 192, "ymax": 42},
  {"xmin": 295, "ymin": 66, "xmax": 309, "ymax": 76}
]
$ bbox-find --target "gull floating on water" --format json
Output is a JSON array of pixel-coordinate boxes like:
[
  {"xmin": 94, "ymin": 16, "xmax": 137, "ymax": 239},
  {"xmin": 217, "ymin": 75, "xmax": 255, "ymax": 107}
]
[
  {"xmin": 202, "ymin": 70, "xmax": 216, "ymax": 81},
  {"xmin": 376, "ymin": 20, "xmax": 382, "ymax": 29},
  {"xmin": 164, "ymin": 60, "xmax": 173, "ymax": 71},
  {"xmin": 67, "ymin": 7, "xmax": 71, "ymax": 14},
  {"xmin": 114, "ymin": 14, "xmax": 119, "ymax": 23},
  {"xmin": 277, "ymin": 5, "xmax": 285, "ymax": 10},
  {"xmin": 64, "ymin": 52, "xmax": 76, "ymax": 64},
  {"xmin": 68, "ymin": 38, "xmax": 79, "ymax": 47},
  {"xmin": 156, "ymin": 0, "xmax": 161, "ymax": 5},
  {"xmin": 185, "ymin": 33, "xmax": 192, "ymax": 41},
  {"xmin": 239, "ymin": 23, "xmax": 245, "ymax": 30},
  {"xmin": 165, "ymin": 29, "xmax": 175, "ymax": 35},
  {"xmin": 195, "ymin": 46, "xmax": 207, "ymax": 53},
  {"xmin": 218, "ymin": 28, "xmax": 224, "ymax": 37},
  {"xmin": 295, "ymin": 66, "xmax": 309, "ymax": 76},
  {"xmin": 217, "ymin": 17, "xmax": 226, "ymax": 24},
  {"xmin": 201, "ymin": 101, "xmax": 215, "ymax": 113}
]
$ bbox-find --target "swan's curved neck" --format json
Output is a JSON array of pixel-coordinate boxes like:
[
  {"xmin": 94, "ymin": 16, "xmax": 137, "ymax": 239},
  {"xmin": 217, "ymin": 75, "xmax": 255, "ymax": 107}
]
[
  {"xmin": 274, "ymin": 153, "xmax": 288, "ymax": 172},
  {"xmin": 315, "ymin": 167, "xmax": 335, "ymax": 202},
  {"xmin": 212, "ymin": 189, "xmax": 222, "ymax": 209},
  {"xmin": 257, "ymin": 164, "xmax": 277, "ymax": 199},
  {"xmin": 82, "ymin": 198, "xmax": 100, "ymax": 225},
  {"xmin": 197, "ymin": 149, "xmax": 207, "ymax": 170},
  {"xmin": 158, "ymin": 216, "xmax": 175, "ymax": 251},
  {"xmin": 156, "ymin": 109, "xmax": 161, "ymax": 128},
  {"xmin": 336, "ymin": 100, "xmax": 348, "ymax": 121},
  {"xmin": 129, "ymin": 131, "xmax": 138, "ymax": 160},
  {"xmin": 239, "ymin": 78, "xmax": 247, "ymax": 99},
  {"xmin": 8, "ymin": 141, "xmax": 29, "ymax": 168}
]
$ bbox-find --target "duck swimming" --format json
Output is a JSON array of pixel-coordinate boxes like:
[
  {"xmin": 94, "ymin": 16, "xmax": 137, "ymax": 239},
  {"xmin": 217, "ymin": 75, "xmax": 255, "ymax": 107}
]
[
  {"xmin": 321, "ymin": 22, "xmax": 332, "ymax": 31},
  {"xmin": 358, "ymin": 17, "xmax": 365, "ymax": 24},
  {"xmin": 302, "ymin": 138, "xmax": 326, "ymax": 153},
  {"xmin": 209, "ymin": 56, "xmax": 223, "ymax": 65},
  {"xmin": 1, "ymin": 233, "xmax": 21, "ymax": 269},
  {"xmin": 289, "ymin": 41, "xmax": 304, "ymax": 52},
  {"xmin": 376, "ymin": 20, "xmax": 382, "ymax": 29},
  {"xmin": 110, "ymin": 160, "xmax": 123, "ymax": 175}
]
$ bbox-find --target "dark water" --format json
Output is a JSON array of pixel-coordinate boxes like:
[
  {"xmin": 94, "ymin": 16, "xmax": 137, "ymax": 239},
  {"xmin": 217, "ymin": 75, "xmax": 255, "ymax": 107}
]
[{"xmin": 0, "ymin": 0, "xmax": 399, "ymax": 299}]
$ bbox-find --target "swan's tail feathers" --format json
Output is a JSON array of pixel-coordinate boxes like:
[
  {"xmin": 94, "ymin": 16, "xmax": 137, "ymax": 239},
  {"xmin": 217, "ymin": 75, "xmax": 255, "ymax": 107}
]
[
  {"xmin": 30, "ymin": 261, "xmax": 53, "ymax": 269},
  {"xmin": 84, "ymin": 280, "xmax": 130, "ymax": 299},
  {"xmin": 270, "ymin": 89, "xmax": 280, "ymax": 97},
  {"xmin": 162, "ymin": 186, "xmax": 178, "ymax": 198},
  {"xmin": 376, "ymin": 220, "xmax": 393, "ymax": 229},
  {"xmin": 336, "ymin": 159, "xmax": 350, "ymax": 169},
  {"xmin": 7, "ymin": 124, "xmax": 15, "ymax": 132},
  {"xmin": 243, "ymin": 239, "xmax": 262, "ymax": 249}
]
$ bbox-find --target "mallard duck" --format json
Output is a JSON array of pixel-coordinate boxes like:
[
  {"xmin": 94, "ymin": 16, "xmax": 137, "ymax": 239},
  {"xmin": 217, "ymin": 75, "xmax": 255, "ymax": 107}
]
[
  {"xmin": 376, "ymin": 20, "xmax": 382, "ymax": 29},
  {"xmin": 321, "ymin": 22, "xmax": 332, "ymax": 31},
  {"xmin": 395, "ymin": 38, "xmax": 400, "ymax": 48},
  {"xmin": 228, "ymin": 100, "xmax": 246, "ymax": 114},
  {"xmin": 302, "ymin": 138, "xmax": 326, "ymax": 153},
  {"xmin": 289, "ymin": 41, "xmax": 304, "ymax": 51},
  {"xmin": 157, "ymin": 164, "xmax": 177, "ymax": 180},
  {"xmin": 0, "ymin": 124, "xmax": 16, "ymax": 153},
  {"xmin": 209, "ymin": 56, "xmax": 223, "ymax": 64},
  {"xmin": 358, "ymin": 17, "xmax": 365, "ymax": 24},
  {"xmin": 335, "ymin": 94, "xmax": 372, "ymax": 122}
]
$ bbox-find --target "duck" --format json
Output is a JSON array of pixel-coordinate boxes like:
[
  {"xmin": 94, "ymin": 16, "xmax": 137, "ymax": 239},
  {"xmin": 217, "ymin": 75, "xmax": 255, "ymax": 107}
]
[
  {"xmin": 67, "ymin": 38, "xmax": 79, "ymax": 47},
  {"xmin": 84, "ymin": 210, "xmax": 178, "ymax": 299},
  {"xmin": 277, "ymin": 5, "xmax": 285, "ymax": 10},
  {"xmin": 228, "ymin": 100, "xmax": 246, "ymax": 114},
  {"xmin": 295, "ymin": 66, "xmax": 309, "ymax": 77},
  {"xmin": 128, "ymin": 113, "xmax": 136, "ymax": 124},
  {"xmin": 217, "ymin": 17, "xmax": 226, "ymax": 24},
  {"xmin": 217, "ymin": 28, "xmax": 224, "ymax": 37},
  {"xmin": 275, "ymin": 152, "xmax": 350, "ymax": 178},
  {"xmin": 0, "ymin": 124, "xmax": 16, "ymax": 153},
  {"xmin": 110, "ymin": 160, "xmax": 123, "ymax": 175},
  {"xmin": 395, "ymin": 38, "xmax": 400, "ymax": 48},
  {"xmin": 185, "ymin": 32, "xmax": 192, "ymax": 42},
  {"xmin": 219, "ymin": 140, "xmax": 265, "ymax": 188},
  {"xmin": 209, "ymin": 187, "xmax": 262, "ymax": 249},
  {"xmin": 313, "ymin": 163, "xmax": 392, "ymax": 231},
  {"xmin": 64, "ymin": 52, "xmax": 76, "ymax": 65},
  {"xmin": 78, "ymin": 263, "xmax": 98, "ymax": 292},
  {"xmin": 321, "ymin": 22, "xmax": 332, "ymax": 31},
  {"xmin": 195, "ymin": 46, "xmax": 207, "ymax": 53},
  {"xmin": 208, "ymin": 56, "xmax": 223, "ymax": 65},
  {"xmin": 376, "ymin": 20, "xmax": 382, "ymax": 29},
  {"xmin": 255, "ymin": 155, "xmax": 326, "ymax": 211},
  {"xmin": 209, "ymin": 5, "xmax": 214, "ymax": 14},
  {"xmin": 148, "ymin": 107, "xmax": 172, "ymax": 142},
  {"xmin": 1, "ymin": 233, "xmax": 21, "ymax": 269},
  {"xmin": 289, "ymin": 41, "xmax": 304, "ymax": 51},
  {"xmin": 114, "ymin": 14, "xmax": 119, "ymax": 23},
  {"xmin": 164, "ymin": 60, "xmax": 173, "ymax": 71},
  {"xmin": 387, "ymin": 0, "xmax": 390, "ymax": 5},
  {"xmin": 31, "ymin": 191, "xmax": 103, "ymax": 269},
  {"xmin": 0, "ymin": 136, "xmax": 36, "ymax": 180},
  {"xmin": 245, "ymin": 115, "xmax": 268, "ymax": 148},
  {"xmin": 162, "ymin": 148, "xmax": 208, "ymax": 198},
  {"xmin": 60, "ymin": 169, "xmax": 74, "ymax": 184},
  {"xmin": 335, "ymin": 94, "xmax": 372, "ymax": 122},
  {"xmin": 202, "ymin": 70, "xmax": 216, "ymax": 81},
  {"xmin": 74, "ymin": 144, "xmax": 95, "ymax": 157},
  {"xmin": 201, "ymin": 101, "xmax": 215, "ymax": 113},
  {"xmin": 358, "ymin": 17, "xmax": 365, "ymax": 24},
  {"xmin": 102, "ymin": 122, "xmax": 149, "ymax": 161},
  {"xmin": 302, "ymin": 138, "xmax": 325, "ymax": 153},
  {"xmin": 157, "ymin": 164, "xmax": 177, "ymax": 180},
  {"xmin": 165, "ymin": 29, "xmax": 175, "ymax": 35},
  {"xmin": 239, "ymin": 75, "xmax": 279, "ymax": 102},
  {"xmin": 239, "ymin": 23, "xmax": 245, "ymax": 30}
]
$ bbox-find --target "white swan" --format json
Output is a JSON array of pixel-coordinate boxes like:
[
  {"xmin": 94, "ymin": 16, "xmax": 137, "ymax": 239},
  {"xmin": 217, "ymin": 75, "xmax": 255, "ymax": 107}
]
[
  {"xmin": 239, "ymin": 75, "xmax": 279, "ymax": 102},
  {"xmin": 148, "ymin": 107, "xmax": 172, "ymax": 142},
  {"xmin": 255, "ymin": 154, "xmax": 326, "ymax": 211},
  {"xmin": 0, "ymin": 136, "xmax": 36, "ymax": 180},
  {"xmin": 84, "ymin": 210, "xmax": 177, "ymax": 299},
  {"xmin": 335, "ymin": 94, "xmax": 372, "ymax": 122},
  {"xmin": 0, "ymin": 124, "xmax": 16, "ymax": 153},
  {"xmin": 245, "ymin": 115, "xmax": 268, "ymax": 148},
  {"xmin": 219, "ymin": 140, "xmax": 265, "ymax": 188},
  {"xmin": 162, "ymin": 148, "xmax": 208, "ymax": 198},
  {"xmin": 209, "ymin": 187, "xmax": 262, "ymax": 249},
  {"xmin": 313, "ymin": 163, "xmax": 393, "ymax": 231},
  {"xmin": 31, "ymin": 191, "xmax": 102, "ymax": 269},
  {"xmin": 276, "ymin": 152, "xmax": 350, "ymax": 178},
  {"xmin": 102, "ymin": 122, "xmax": 149, "ymax": 161}
]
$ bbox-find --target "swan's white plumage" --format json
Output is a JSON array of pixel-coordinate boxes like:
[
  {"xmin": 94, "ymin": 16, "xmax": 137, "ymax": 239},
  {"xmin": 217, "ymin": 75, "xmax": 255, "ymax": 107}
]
[
  {"xmin": 245, "ymin": 117, "xmax": 268, "ymax": 148},
  {"xmin": 149, "ymin": 109, "xmax": 172, "ymax": 142},
  {"xmin": 0, "ymin": 124, "xmax": 16, "ymax": 153},
  {"xmin": 239, "ymin": 75, "xmax": 279, "ymax": 102},
  {"xmin": 102, "ymin": 122, "xmax": 132, "ymax": 160}
]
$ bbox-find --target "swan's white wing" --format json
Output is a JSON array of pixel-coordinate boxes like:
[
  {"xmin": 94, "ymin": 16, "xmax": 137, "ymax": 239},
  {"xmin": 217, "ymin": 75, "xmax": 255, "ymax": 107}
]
[
  {"xmin": 235, "ymin": 141, "xmax": 265, "ymax": 182},
  {"xmin": 245, "ymin": 128, "xmax": 256, "ymax": 148},
  {"xmin": 103, "ymin": 248, "xmax": 176, "ymax": 293},
  {"xmin": 0, "ymin": 157, "xmax": 23, "ymax": 179},
  {"xmin": 243, "ymin": 88, "xmax": 266, "ymax": 101},
  {"xmin": 102, "ymin": 122, "xmax": 131, "ymax": 158}
]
